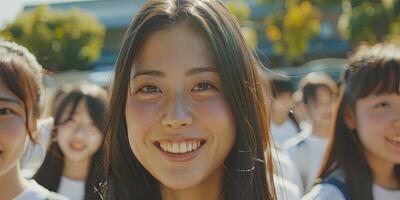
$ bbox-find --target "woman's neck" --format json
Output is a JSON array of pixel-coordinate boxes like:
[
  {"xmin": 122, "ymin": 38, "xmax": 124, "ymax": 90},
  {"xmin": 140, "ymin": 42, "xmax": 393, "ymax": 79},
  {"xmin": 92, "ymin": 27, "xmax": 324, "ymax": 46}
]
[
  {"xmin": 311, "ymin": 121, "xmax": 330, "ymax": 138},
  {"xmin": 366, "ymin": 152, "xmax": 400, "ymax": 190},
  {"xmin": 271, "ymin": 113, "xmax": 288, "ymax": 126},
  {"xmin": 63, "ymin": 158, "xmax": 91, "ymax": 181},
  {"xmin": 0, "ymin": 163, "xmax": 29, "ymax": 200},
  {"xmin": 161, "ymin": 167, "xmax": 224, "ymax": 200}
]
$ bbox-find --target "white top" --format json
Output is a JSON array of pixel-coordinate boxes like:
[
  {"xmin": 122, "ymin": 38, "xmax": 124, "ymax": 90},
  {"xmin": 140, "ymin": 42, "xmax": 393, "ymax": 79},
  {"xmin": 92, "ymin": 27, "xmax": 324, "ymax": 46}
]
[
  {"xmin": 274, "ymin": 174, "xmax": 301, "ymax": 200},
  {"xmin": 57, "ymin": 176, "xmax": 85, "ymax": 200},
  {"xmin": 21, "ymin": 118, "xmax": 54, "ymax": 178},
  {"xmin": 302, "ymin": 171, "xmax": 400, "ymax": 200},
  {"xmin": 271, "ymin": 119, "xmax": 299, "ymax": 145},
  {"xmin": 13, "ymin": 180, "xmax": 67, "ymax": 200},
  {"xmin": 272, "ymin": 146, "xmax": 303, "ymax": 198},
  {"xmin": 284, "ymin": 130, "xmax": 329, "ymax": 196}
]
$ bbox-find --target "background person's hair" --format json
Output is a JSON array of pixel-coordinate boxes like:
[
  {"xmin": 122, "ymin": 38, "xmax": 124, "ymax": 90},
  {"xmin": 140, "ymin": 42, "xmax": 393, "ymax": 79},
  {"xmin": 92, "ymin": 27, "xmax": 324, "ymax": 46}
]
[
  {"xmin": 269, "ymin": 77, "xmax": 294, "ymax": 98},
  {"xmin": 102, "ymin": 0, "xmax": 276, "ymax": 199},
  {"xmin": 0, "ymin": 39, "xmax": 44, "ymax": 141},
  {"xmin": 299, "ymin": 72, "xmax": 338, "ymax": 106},
  {"xmin": 317, "ymin": 42, "xmax": 400, "ymax": 200},
  {"xmin": 33, "ymin": 83, "xmax": 108, "ymax": 200}
]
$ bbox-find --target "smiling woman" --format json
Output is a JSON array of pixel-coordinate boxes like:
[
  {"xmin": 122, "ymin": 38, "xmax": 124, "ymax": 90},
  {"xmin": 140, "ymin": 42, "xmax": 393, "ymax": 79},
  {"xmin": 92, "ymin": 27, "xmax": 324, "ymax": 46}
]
[
  {"xmin": 102, "ymin": 0, "xmax": 276, "ymax": 200},
  {"xmin": 0, "ymin": 39, "xmax": 67, "ymax": 200}
]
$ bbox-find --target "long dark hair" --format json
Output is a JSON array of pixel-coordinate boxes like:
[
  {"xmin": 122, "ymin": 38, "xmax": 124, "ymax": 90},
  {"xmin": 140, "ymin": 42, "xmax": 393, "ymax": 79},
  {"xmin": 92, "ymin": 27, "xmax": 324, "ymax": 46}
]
[
  {"xmin": 318, "ymin": 42, "xmax": 400, "ymax": 200},
  {"xmin": 33, "ymin": 83, "xmax": 108, "ymax": 200},
  {"xmin": 102, "ymin": 0, "xmax": 276, "ymax": 199}
]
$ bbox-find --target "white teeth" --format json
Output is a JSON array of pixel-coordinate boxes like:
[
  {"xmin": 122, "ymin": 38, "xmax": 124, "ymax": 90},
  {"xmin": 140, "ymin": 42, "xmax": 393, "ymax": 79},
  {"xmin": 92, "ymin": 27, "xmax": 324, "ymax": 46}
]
[
  {"xmin": 167, "ymin": 143, "xmax": 172, "ymax": 152},
  {"xmin": 172, "ymin": 143, "xmax": 180, "ymax": 153},
  {"xmin": 188, "ymin": 143, "xmax": 193, "ymax": 152},
  {"xmin": 158, "ymin": 140, "xmax": 203, "ymax": 154},
  {"xmin": 179, "ymin": 143, "xmax": 187, "ymax": 153},
  {"xmin": 192, "ymin": 142, "xmax": 198, "ymax": 150},
  {"xmin": 388, "ymin": 135, "xmax": 400, "ymax": 143}
]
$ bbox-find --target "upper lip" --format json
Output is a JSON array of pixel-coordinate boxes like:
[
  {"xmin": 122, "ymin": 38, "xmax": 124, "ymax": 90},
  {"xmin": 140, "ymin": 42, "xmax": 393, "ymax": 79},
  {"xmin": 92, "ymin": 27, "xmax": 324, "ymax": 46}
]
[{"xmin": 153, "ymin": 135, "xmax": 206, "ymax": 143}]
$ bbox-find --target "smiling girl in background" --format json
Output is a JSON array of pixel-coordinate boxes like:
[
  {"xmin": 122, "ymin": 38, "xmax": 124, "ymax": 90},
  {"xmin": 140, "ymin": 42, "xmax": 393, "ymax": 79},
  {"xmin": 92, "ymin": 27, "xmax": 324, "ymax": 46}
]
[
  {"xmin": 303, "ymin": 42, "xmax": 400, "ymax": 200},
  {"xmin": 34, "ymin": 83, "xmax": 108, "ymax": 200}
]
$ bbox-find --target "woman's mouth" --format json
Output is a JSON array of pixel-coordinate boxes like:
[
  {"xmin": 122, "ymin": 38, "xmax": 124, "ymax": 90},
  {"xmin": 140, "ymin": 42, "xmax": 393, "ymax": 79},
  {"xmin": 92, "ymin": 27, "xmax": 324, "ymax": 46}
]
[
  {"xmin": 154, "ymin": 139, "xmax": 206, "ymax": 162},
  {"xmin": 386, "ymin": 135, "xmax": 400, "ymax": 146},
  {"xmin": 69, "ymin": 141, "xmax": 87, "ymax": 151}
]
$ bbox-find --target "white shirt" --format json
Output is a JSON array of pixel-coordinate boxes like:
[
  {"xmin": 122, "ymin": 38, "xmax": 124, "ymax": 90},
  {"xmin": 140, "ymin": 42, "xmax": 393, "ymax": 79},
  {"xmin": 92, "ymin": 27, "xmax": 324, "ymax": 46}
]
[
  {"xmin": 284, "ymin": 130, "xmax": 329, "ymax": 196},
  {"xmin": 274, "ymin": 174, "xmax": 301, "ymax": 200},
  {"xmin": 13, "ymin": 180, "xmax": 67, "ymax": 200},
  {"xmin": 272, "ymin": 146, "xmax": 303, "ymax": 198},
  {"xmin": 271, "ymin": 119, "xmax": 299, "ymax": 145},
  {"xmin": 302, "ymin": 171, "xmax": 400, "ymax": 200},
  {"xmin": 57, "ymin": 176, "xmax": 85, "ymax": 200}
]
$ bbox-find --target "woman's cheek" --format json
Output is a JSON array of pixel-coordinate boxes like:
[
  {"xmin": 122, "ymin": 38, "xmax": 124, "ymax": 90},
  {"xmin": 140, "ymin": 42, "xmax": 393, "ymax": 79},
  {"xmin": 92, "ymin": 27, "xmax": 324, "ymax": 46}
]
[
  {"xmin": 126, "ymin": 99, "xmax": 163, "ymax": 135},
  {"xmin": 0, "ymin": 118, "xmax": 27, "ymax": 138}
]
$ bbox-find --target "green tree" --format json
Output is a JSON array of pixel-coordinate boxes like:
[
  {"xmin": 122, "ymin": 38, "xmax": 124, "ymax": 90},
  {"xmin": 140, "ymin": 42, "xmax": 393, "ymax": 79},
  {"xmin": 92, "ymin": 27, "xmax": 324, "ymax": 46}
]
[
  {"xmin": 264, "ymin": 0, "xmax": 321, "ymax": 65},
  {"xmin": 228, "ymin": 0, "xmax": 322, "ymax": 65},
  {"xmin": 226, "ymin": 0, "xmax": 258, "ymax": 49},
  {"xmin": 1, "ymin": 6, "xmax": 105, "ymax": 71},
  {"xmin": 338, "ymin": 0, "xmax": 400, "ymax": 44}
]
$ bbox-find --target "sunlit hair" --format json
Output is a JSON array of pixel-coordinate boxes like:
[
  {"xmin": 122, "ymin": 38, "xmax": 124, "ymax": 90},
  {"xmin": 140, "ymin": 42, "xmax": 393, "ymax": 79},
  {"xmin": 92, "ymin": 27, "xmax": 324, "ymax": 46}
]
[
  {"xmin": 318, "ymin": 42, "xmax": 400, "ymax": 200},
  {"xmin": 102, "ymin": 0, "xmax": 276, "ymax": 199},
  {"xmin": 0, "ymin": 38, "xmax": 44, "ymax": 140}
]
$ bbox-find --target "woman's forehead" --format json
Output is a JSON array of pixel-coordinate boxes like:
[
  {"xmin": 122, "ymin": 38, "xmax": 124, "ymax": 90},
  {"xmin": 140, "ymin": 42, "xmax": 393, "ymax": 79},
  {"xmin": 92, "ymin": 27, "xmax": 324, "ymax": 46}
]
[{"xmin": 134, "ymin": 24, "xmax": 215, "ymax": 71}]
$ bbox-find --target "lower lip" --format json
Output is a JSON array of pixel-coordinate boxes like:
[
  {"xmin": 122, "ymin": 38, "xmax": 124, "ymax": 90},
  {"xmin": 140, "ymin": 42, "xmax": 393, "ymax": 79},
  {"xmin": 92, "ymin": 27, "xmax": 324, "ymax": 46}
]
[
  {"xmin": 156, "ymin": 144, "xmax": 205, "ymax": 162},
  {"xmin": 69, "ymin": 144, "xmax": 86, "ymax": 151}
]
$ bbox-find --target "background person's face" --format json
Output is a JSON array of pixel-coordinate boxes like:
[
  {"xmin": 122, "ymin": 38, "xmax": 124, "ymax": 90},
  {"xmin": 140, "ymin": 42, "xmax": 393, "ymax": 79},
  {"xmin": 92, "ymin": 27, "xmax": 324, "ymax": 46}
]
[
  {"xmin": 0, "ymin": 79, "xmax": 29, "ymax": 177},
  {"xmin": 354, "ymin": 93, "xmax": 400, "ymax": 167},
  {"xmin": 57, "ymin": 100, "xmax": 103, "ymax": 162},
  {"xmin": 306, "ymin": 86, "xmax": 336, "ymax": 126},
  {"xmin": 125, "ymin": 24, "xmax": 236, "ymax": 190}
]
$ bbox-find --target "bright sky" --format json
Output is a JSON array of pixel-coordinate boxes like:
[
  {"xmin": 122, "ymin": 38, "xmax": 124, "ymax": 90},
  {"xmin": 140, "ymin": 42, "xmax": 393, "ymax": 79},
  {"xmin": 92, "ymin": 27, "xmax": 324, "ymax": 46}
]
[{"xmin": 0, "ymin": 0, "xmax": 93, "ymax": 28}]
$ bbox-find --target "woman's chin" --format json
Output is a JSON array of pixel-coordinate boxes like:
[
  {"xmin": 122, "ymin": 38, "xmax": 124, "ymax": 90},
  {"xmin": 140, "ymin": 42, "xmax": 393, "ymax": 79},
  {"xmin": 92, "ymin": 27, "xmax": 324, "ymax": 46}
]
[{"xmin": 159, "ymin": 176, "xmax": 203, "ymax": 191}]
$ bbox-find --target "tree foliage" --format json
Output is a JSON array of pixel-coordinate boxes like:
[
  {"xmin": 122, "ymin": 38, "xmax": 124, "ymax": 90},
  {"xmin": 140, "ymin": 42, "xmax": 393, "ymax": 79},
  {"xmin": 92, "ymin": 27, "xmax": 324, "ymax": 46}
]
[
  {"xmin": 0, "ymin": 6, "xmax": 105, "ymax": 71},
  {"xmin": 265, "ymin": 1, "xmax": 321, "ymax": 64},
  {"xmin": 338, "ymin": 0, "xmax": 400, "ymax": 44}
]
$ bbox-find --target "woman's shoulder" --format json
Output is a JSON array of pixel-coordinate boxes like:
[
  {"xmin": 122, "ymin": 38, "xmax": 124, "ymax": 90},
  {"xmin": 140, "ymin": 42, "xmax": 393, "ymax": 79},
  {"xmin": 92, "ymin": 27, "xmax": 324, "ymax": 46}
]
[
  {"xmin": 302, "ymin": 169, "xmax": 347, "ymax": 200},
  {"xmin": 301, "ymin": 183, "xmax": 346, "ymax": 200},
  {"xmin": 14, "ymin": 180, "xmax": 69, "ymax": 200}
]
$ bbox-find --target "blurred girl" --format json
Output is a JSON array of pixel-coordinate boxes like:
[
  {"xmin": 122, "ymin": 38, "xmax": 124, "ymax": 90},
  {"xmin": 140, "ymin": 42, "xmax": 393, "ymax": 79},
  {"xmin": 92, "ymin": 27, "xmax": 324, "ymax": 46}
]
[
  {"xmin": 102, "ymin": 0, "xmax": 277, "ymax": 199},
  {"xmin": 34, "ymin": 83, "xmax": 107, "ymax": 200},
  {"xmin": 0, "ymin": 39, "xmax": 66, "ymax": 200},
  {"xmin": 303, "ymin": 43, "xmax": 400, "ymax": 200}
]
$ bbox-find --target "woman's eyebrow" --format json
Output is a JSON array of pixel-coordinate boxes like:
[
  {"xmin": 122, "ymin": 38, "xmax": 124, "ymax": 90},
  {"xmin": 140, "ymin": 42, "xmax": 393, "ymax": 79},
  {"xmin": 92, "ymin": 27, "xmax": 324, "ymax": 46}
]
[
  {"xmin": 133, "ymin": 70, "xmax": 165, "ymax": 79},
  {"xmin": 185, "ymin": 66, "xmax": 218, "ymax": 76},
  {"xmin": 132, "ymin": 66, "xmax": 218, "ymax": 79},
  {"xmin": 0, "ymin": 95, "xmax": 23, "ymax": 106}
]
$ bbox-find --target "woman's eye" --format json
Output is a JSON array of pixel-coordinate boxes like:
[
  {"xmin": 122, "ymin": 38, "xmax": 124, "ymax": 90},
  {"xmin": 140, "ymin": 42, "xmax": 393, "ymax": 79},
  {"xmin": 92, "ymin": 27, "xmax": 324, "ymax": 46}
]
[
  {"xmin": 192, "ymin": 82, "xmax": 215, "ymax": 92},
  {"xmin": 374, "ymin": 102, "xmax": 390, "ymax": 109},
  {"xmin": 139, "ymin": 85, "xmax": 162, "ymax": 94},
  {"xmin": 0, "ymin": 108, "xmax": 15, "ymax": 116}
]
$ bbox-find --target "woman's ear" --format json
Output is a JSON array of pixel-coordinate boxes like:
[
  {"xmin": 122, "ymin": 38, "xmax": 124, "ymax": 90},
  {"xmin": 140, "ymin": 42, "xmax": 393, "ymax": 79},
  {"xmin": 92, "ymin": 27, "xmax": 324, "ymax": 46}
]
[{"xmin": 344, "ymin": 106, "xmax": 357, "ymax": 129}]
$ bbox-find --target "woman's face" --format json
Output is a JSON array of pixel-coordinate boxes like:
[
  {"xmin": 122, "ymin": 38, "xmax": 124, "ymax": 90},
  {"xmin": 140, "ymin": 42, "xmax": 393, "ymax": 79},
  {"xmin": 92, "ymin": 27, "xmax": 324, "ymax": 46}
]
[
  {"xmin": 354, "ymin": 93, "xmax": 400, "ymax": 166},
  {"xmin": 0, "ymin": 79, "xmax": 29, "ymax": 177},
  {"xmin": 125, "ymin": 24, "xmax": 236, "ymax": 190},
  {"xmin": 57, "ymin": 100, "xmax": 103, "ymax": 162}
]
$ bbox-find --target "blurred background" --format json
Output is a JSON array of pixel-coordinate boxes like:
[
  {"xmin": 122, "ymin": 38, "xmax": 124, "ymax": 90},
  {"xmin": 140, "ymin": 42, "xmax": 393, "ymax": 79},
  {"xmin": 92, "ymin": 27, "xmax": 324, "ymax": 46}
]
[{"xmin": 0, "ymin": 0, "xmax": 399, "ymax": 89}]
